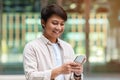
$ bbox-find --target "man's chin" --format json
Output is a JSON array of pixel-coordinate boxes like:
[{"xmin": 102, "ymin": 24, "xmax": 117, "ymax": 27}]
[{"xmin": 53, "ymin": 35, "xmax": 60, "ymax": 39}]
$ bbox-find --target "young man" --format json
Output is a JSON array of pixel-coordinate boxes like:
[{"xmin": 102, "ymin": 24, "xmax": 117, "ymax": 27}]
[{"xmin": 23, "ymin": 4, "xmax": 83, "ymax": 80}]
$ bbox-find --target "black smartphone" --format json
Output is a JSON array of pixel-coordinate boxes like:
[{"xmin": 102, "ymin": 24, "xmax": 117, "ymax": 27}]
[{"xmin": 74, "ymin": 55, "xmax": 86, "ymax": 64}]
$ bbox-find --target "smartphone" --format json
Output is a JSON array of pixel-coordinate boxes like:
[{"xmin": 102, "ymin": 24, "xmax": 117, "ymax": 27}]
[{"xmin": 74, "ymin": 55, "xmax": 86, "ymax": 64}]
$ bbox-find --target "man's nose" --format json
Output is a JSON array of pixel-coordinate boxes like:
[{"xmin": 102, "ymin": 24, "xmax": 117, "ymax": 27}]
[{"xmin": 56, "ymin": 24, "xmax": 62, "ymax": 30}]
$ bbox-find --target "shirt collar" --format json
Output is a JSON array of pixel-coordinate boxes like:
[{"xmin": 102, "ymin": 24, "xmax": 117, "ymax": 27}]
[{"xmin": 40, "ymin": 35, "xmax": 61, "ymax": 45}]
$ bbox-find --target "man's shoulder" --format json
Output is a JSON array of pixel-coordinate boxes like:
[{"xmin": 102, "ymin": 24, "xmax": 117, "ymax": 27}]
[
  {"xmin": 59, "ymin": 39, "xmax": 72, "ymax": 47},
  {"xmin": 25, "ymin": 38, "xmax": 42, "ymax": 46}
]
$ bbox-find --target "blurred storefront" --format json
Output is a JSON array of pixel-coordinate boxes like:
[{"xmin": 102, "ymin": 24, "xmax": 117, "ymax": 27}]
[{"xmin": 0, "ymin": 0, "xmax": 120, "ymax": 74}]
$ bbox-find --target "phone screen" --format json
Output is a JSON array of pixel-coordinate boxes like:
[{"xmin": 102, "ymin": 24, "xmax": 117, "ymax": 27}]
[{"xmin": 74, "ymin": 55, "xmax": 86, "ymax": 64}]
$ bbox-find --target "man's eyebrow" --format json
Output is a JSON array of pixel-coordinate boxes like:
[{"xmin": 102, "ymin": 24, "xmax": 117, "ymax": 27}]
[{"xmin": 52, "ymin": 19, "xmax": 64, "ymax": 22}]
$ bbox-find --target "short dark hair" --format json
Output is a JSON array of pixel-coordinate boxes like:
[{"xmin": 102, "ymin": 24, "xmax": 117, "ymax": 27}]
[{"xmin": 41, "ymin": 4, "xmax": 67, "ymax": 22}]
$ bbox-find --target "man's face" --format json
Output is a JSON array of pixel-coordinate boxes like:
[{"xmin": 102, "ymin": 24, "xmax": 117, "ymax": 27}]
[{"xmin": 42, "ymin": 14, "xmax": 65, "ymax": 42}]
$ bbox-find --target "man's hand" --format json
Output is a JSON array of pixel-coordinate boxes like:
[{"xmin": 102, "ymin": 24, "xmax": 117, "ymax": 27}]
[{"xmin": 51, "ymin": 62, "xmax": 83, "ymax": 79}]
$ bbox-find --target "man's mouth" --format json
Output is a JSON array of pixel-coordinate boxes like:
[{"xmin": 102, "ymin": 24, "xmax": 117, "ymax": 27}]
[{"xmin": 53, "ymin": 31, "xmax": 61, "ymax": 34}]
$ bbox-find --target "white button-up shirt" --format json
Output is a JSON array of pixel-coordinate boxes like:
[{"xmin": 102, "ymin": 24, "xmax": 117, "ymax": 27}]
[{"xmin": 23, "ymin": 35, "xmax": 83, "ymax": 80}]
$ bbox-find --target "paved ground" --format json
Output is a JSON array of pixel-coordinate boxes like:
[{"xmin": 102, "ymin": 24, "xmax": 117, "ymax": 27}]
[
  {"xmin": 84, "ymin": 73, "xmax": 120, "ymax": 80},
  {"xmin": 0, "ymin": 74, "xmax": 120, "ymax": 80},
  {"xmin": 0, "ymin": 75, "xmax": 26, "ymax": 80}
]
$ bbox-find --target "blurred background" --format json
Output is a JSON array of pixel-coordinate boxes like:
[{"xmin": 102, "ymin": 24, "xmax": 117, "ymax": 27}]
[{"xmin": 0, "ymin": 0, "xmax": 120, "ymax": 80}]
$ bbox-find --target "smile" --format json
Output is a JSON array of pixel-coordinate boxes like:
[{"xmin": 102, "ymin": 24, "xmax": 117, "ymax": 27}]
[{"xmin": 53, "ymin": 31, "xmax": 61, "ymax": 34}]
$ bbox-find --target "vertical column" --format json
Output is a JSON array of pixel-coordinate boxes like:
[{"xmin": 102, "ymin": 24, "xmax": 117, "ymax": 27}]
[
  {"xmin": 67, "ymin": 14, "xmax": 75, "ymax": 53},
  {"xmin": 1, "ymin": 14, "xmax": 8, "ymax": 63},
  {"xmin": 77, "ymin": 14, "xmax": 83, "ymax": 32},
  {"xmin": 15, "ymin": 13, "xmax": 20, "ymax": 47},
  {"xmin": 6, "ymin": 14, "xmax": 9, "ymax": 46},
  {"xmin": 118, "ymin": 27, "xmax": 120, "ymax": 61},
  {"xmin": 89, "ymin": 13, "xmax": 96, "ymax": 54},
  {"xmin": 112, "ymin": 28, "xmax": 117, "ymax": 60},
  {"xmin": 107, "ymin": 27, "xmax": 112, "ymax": 62},
  {"xmin": 102, "ymin": 14, "xmax": 108, "ymax": 62},
  {"xmin": 96, "ymin": 13, "xmax": 104, "ymax": 62},
  {"xmin": 21, "ymin": 14, "xmax": 26, "ymax": 46},
  {"xmin": 102, "ymin": 14, "xmax": 107, "ymax": 47},
  {"xmin": 0, "ymin": 0, "xmax": 2, "ymax": 58},
  {"xmin": 84, "ymin": 0, "xmax": 91, "ymax": 73},
  {"xmin": 71, "ymin": 14, "xmax": 76, "ymax": 32},
  {"xmin": 77, "ymin": 14, "xmax": 84, "ymax": 55},
  {"xmin": 8, "ymin": 14, "xmax": 13, "ymax": 47},
  {"xmin": 28, "ymin": 14, "xmax": 32, "ymax": 32},
  {"xmin": 96, "ymin": 14, "xmax": 101, "ymax": 47},
  {"xmin": 25, "ymin": 13, "xmax": 33, "ymax": 41}
]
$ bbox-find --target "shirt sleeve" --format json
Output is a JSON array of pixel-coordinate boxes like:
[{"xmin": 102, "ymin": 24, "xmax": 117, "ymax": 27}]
[{"xmin": 23, "ymin": 43, "xmax": 52, "ymax": 80}]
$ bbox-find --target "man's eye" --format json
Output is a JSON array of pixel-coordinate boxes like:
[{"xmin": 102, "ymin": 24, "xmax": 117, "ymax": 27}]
[
  {"xmin": 61, "ymin": 23, "xmax": 64, "ymax": 26},
  {"xmin": 52, "ymin": 22, "xmax": 58, "ymax": 25}
]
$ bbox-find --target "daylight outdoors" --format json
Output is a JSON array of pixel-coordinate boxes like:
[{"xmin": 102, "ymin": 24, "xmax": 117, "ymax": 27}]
[{"xmin": 0, "ymin": 0, "xmax": 120, "ymax": 80}]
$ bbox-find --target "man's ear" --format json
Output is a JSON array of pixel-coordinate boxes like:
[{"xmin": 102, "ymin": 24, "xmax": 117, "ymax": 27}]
[{"xmin": 41, "ymin": 19, "xmax": 45, "ymax": 27}]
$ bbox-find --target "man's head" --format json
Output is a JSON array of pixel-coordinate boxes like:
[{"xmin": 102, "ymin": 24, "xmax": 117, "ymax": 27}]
[
  {"xmin": 41, "ymin": 4, "xmax": 67, "ymax": 28},
  {"xmin": 40, "ymin": 4, "xmax": 67, "ymax": 43}
]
